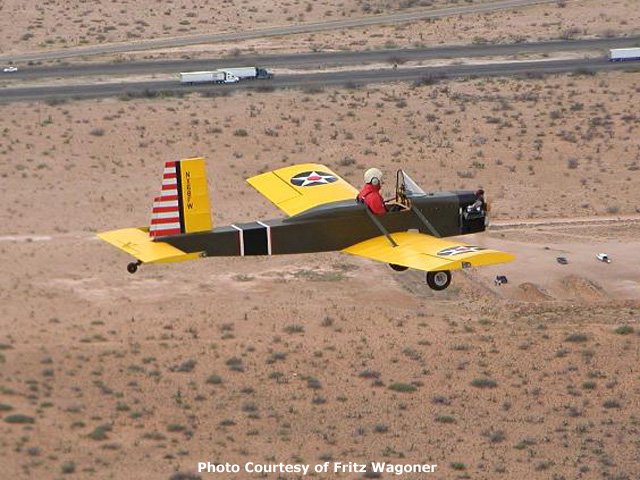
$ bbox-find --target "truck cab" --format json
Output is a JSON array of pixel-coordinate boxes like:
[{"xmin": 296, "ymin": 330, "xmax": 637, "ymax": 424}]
[{"xmin": 221, "ymin": 72, "xmax": 239, "ymax": 83}]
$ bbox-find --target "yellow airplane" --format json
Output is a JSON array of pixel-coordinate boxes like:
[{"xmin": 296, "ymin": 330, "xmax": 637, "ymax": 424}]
[{"xmin": 98, "ymin": 157, "xmax": 514, "ymax": 291}]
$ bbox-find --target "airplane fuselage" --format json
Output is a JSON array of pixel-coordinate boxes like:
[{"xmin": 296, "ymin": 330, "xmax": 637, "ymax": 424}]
[{"xmin": 162, "ymin": 191, "xmax": 484, "ymax": 258}]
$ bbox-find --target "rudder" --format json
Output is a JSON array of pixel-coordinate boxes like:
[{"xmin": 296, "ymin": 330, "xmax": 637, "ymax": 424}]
[{"xmin": 150, "ymin": 157, "xmax": 212, "ymax": 238}]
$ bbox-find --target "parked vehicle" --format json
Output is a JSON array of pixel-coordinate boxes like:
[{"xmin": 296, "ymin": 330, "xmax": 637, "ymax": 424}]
[
  {"xmin": 609, "ymin": 48, "xmax": 640, "ymax": 62},
  {"xmin": 179, "ymin": 70, "xmax": 239, "ymax": 84}
]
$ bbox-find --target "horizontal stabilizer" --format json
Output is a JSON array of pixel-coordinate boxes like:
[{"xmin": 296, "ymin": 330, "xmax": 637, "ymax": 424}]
[
  {"xmin": 97, "ymin": 227, "xmax": 201, "ymax": 264},
  {"xmin": 343, "ymin": 231, "xmax": 514, "ymax": 272}
]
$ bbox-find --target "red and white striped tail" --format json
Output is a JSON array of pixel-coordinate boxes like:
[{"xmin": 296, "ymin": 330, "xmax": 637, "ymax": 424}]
[{"xmin": 149, "ymin": 161, "xmax": 182, "ymax": 238}]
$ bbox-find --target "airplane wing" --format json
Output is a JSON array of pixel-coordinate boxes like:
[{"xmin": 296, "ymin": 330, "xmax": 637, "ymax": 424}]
[
  {"xmin": 342, "ymin": 231, "xmax": 514, "ymax": 272},
  {"xmin": 247, "ymin": 163, "xmax": 358, "ymax": 216}
]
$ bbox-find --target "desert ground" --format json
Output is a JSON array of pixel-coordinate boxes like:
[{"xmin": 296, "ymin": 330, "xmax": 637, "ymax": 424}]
[
  {"xmin": 1, "ymin": 0, "xmax": 640, "ymax": 61},
  {"xmin": 1, "ymin": 1, "xmax": 640, "ymax": 479},
  {"xmin": 1, "ymin": 70, "xmax": 639, "ymax": 479}
]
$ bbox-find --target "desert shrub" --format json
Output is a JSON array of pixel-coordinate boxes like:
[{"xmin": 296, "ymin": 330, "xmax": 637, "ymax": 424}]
[
  {"xmin": 175, "ymin": 359, "xmax": 196, "ymax": 372},
  {"xmin": 483, "ymin": 429, "xmax": 506, "ymax": 443},
  {"xmin": 284, "ymin": 324, "xmax": 304, "ymax": 334},
  {"xmin": 307, "ymin": 378, "xmax": 322, "ymax": 390},
  {"xmin": 603, "ymin": 399, "xmax": 621, "ymax": 409},
  {"xmin": 225, "ymin": 357, "xmax": 244, "ymax": 372},
  {"xmin": 170, "ymin": 473, "xmax": 202, "ymax": 480},
  {"xmin": 614, "ymin": 325, "xmax": 634, "ymax": 335},
  {"xmin": 471, "ymin": 377, "xmax": 497, "ymax": 388},
  {"xmin": 4, "ymin": 414, "xmax": 34, "ymax": 424},
  {"xmin": 359, "ymin": 369, "xmax": 381, "ymax": 379},
  {"xmin": 435, "ymin": 415, "xmax": 456, "ymax": 424},
  {"xmin": 338, "ymin": 156, "xmax": 356, "ymax": 167},
  {"xmin": 88, "ymin": 424, "xmax": 111, "ymax": 440},
  {"xmin": 565, "ymin": 333, "xmax": 589, "ymax": 343},
  {"xmin": 388, "ymin": 383, "xmax": 416, "ymax": 393},
  {"xmin": 373, "ymin": 423, "xmax": 389, "ymax": 433}
]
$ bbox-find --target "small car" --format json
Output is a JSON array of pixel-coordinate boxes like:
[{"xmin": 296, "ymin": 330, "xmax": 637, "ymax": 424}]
[
  {"xmin": 596, "ymin": 253, "xmax": 611, "ymax": 263},
  {"xmin": 2, "ymin": 66, "xmax": 18, "ymax": 73},
  {"xmin": 556, "ymin": 257, "xmax": 568, "ymax": 265}
]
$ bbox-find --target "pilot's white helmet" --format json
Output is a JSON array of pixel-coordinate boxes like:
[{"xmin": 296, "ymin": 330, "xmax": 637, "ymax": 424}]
[{"xmin": 364, "ymin": 167, "xmax": 383, "ymax": 185}]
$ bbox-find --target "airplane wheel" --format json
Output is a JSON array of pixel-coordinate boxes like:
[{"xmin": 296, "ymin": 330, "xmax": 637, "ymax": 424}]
[
  {"xmin": 127, "ymin": 262, "xmax": 138, "ymax": 274},
  {"xmin": 389, "ymin": 263, "xmax": 409, "ymax": 272},
  {"xmin": 426, "ymin": 270, "xmax": 451, "ymax": 291}
]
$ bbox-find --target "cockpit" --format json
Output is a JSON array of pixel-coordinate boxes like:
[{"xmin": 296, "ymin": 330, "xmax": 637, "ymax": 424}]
[{"xmin": 389, "ymin": 169, "xmax": 426, "ymax": 210}]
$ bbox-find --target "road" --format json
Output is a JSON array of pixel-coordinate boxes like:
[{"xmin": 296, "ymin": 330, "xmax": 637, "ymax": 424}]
[
  {"xmin": 4, "ymin": 37, "xmax": 639, "ymax": 81},
  {"xmin": 0, "ymin": 0, "xmax": 555, "ymax": 63},
  {"xmin": 1, "ymin": 57, "xmax": 638, "ymax": 103}
]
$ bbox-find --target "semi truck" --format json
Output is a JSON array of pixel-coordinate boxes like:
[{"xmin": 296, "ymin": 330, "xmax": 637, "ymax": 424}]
[
  {"xmin": 179, "ymin": 70, "xmax": 239, "ymax": 85},
  {"xmin": 221, "ymin": 67, "xmax": 274, "ymax": 80},
  {"xmin": 609, "ymin": 48, "xmax": 640, "ymax": 61}
]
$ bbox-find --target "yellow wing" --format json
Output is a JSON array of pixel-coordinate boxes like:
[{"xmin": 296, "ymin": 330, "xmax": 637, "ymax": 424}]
[
  {"xmin": 247, "ymin": 163, "xmax": 358, "ymax": 216},
  {"xmin": 343, "ymin": 231, "xmax": 514, "ymax": 272},
  {"xmin": 97, "ymin": 228, "xmax": 201, "ymax": 264}
]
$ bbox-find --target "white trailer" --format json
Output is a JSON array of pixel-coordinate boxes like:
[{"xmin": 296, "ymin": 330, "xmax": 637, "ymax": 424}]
[
  {"xmin": 179, "ymin": 70, "xmax": 239, "ymax": 84},
  {"xmin": 221, "ymin": 67, "xmax": 274, "ymax": 80},
  {"xmin": 609, "ymin": 48, "xmax": 640, "ymax": 61}
]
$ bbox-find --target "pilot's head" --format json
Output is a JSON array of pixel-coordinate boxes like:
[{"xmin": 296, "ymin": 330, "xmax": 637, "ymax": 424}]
[
  {"xmin": 364, "ymin": 168, "xmax": 383, "ymax": 186},
  {"xmin": 476, "ymin": 189, "xmax": 485, "ymax": 198}
]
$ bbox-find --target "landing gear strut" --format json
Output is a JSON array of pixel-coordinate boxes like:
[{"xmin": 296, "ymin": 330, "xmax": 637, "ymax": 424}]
[
  {"xmin": 426, "ymin": 270, "xmax": 451, "ymax": 291},
  {"xmin": 127, "ymin": 260, "xmax": 142, "ymax": 274}
]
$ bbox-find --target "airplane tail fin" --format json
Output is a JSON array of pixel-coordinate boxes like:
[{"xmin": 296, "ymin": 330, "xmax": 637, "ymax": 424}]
[{"xmin": 149, "ymin": 157, "xmax": 212, "ymax": 238}]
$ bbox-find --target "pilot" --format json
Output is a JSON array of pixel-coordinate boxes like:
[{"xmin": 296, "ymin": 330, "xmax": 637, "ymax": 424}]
[{"xmin": 358, "ymin": 168, "xmax": 387, "ymax": 216}]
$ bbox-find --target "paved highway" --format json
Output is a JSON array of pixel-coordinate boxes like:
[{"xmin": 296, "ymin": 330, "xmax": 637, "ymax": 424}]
[
  {"xmin": 1, "ymin": 58, "xmax": 637, "ymax": 103},
  {"xmin": 0, "ymin": 0, "xmax": 555, "ymax": 63},
  {"xmin": 2, "ymin": 37, "xmax": 638, "ymax": 81}
]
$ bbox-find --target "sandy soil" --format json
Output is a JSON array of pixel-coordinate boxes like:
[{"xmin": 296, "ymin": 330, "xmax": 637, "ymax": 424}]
[
  {"xmin": 157, "ymin": 0, "xmax": 640, "ymax": 62},
  {"xmin": 1, "ymin": 63, "xmax": 639, "ymax": 480},
  {"xmin": 0, "ymin": 0, "xmax": 490, "ymax": 56},
  {"xmin": 2, "ymin": 0, "xmax": 640, "ymax": 60}
]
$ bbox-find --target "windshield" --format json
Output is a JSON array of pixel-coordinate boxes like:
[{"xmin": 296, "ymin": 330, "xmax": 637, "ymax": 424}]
[{"xmin": 398, "ymin": 170, "xmax": 426, "ymax": 198}]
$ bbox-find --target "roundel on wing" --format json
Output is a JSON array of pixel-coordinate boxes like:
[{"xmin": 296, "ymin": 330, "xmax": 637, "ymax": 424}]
[
  {"xmin": 437, "ymin": 245, "xmax": 486, "ymax": 256},
  {"xmin": 290, "ymin": 171, "xmax": 338, "ymax": 187}
]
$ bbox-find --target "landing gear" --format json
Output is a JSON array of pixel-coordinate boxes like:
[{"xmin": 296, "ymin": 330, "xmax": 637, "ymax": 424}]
[
  {"xmin": 388, "ymin": 263, "xmax": 409, "ymax": 272},
  {"xmin": 127, "ymin": 261, "xmax": 142, "ymax": 274},
  {"xmin": 426, "ymin": 270, "xmax": 451, "ymax": 291}
]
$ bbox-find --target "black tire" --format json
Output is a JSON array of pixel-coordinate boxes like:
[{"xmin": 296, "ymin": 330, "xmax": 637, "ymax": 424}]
[
  {"xmin": 389, "ymin": 263, "xmax": 409, "ymax": 272},
  {"xmin": 127, "ymin": 262, "xmax": 138, "ymax": 274},
  {"xmin": 426, "ymin": 270, "xmax": 451, "ymax": 291}
]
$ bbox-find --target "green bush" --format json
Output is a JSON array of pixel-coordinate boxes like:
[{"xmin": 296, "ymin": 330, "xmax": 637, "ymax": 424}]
[
  {"xmin": 4, "ymin": 414, "xmax": 34, "ymax": 424},
  {"xmin": 471, "ymin": 377, "xmax": 498, "ymax": 389},
  {"xmin": 388, "ymin": 383, "xmax": 416, "ymax": 393}
]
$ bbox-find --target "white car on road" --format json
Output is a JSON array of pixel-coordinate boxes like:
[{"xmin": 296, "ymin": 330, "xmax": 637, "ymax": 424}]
[{"xmin": 3, "ymin": 66, "xmax": 18, "ymax": 73}]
